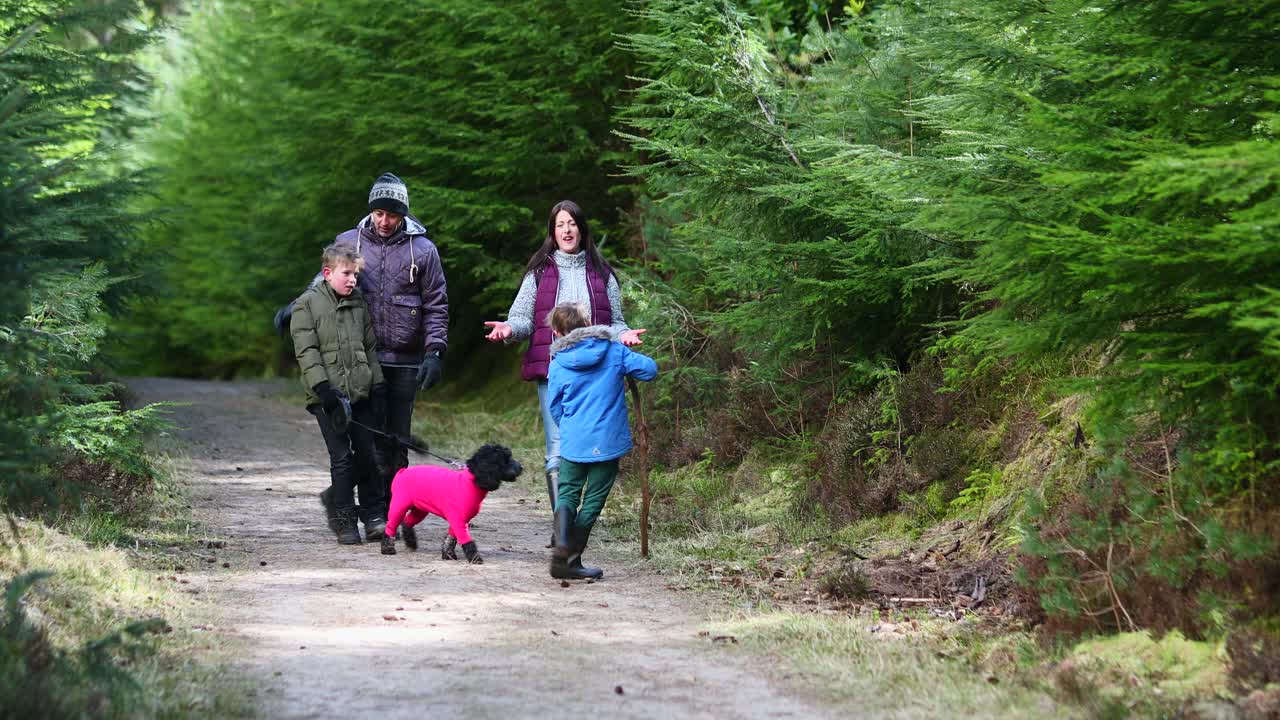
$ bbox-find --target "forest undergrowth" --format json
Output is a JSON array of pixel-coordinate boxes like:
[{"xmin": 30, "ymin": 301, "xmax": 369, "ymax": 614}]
[
  {"xmin": 592, "ymin": 356, "xmax": 1276, "ymax": 718},
  {"xmin": 1, "ymin": 434, "xmax": 254, "ymax": 719}
]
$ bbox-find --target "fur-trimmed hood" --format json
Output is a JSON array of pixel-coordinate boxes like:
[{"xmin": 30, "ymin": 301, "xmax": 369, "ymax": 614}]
[{"xmin": 549, "ymin": 325, "xmax": 613, "ymax": 367}]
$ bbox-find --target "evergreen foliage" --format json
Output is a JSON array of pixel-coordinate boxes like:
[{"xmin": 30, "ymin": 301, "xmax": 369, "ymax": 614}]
[
  {"xmin": 619, "ymin": 0, "xmax": 1280, "ymax": 632},
  {"xmin": 619, "ymin": 0, "xmax": 965, "ymax": 444},
  {"xmin": 123, "ymin": 0, "xmax": 638, "ymax": 375},
  {"xmin": 111, "ymin": 0, "xmax": 1278, "ymax": 635},
  {"xmin": 1, "ymin": 0, "xmax": 161, "ymax": 512}
]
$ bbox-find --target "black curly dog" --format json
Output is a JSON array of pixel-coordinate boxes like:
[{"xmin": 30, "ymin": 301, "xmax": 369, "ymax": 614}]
[{"xmin": 380, "ymin": 444, "xmax": 522, "ymax": 563}]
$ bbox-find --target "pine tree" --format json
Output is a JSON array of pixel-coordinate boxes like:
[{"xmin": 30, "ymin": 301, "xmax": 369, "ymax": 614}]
[
  {"xmin": 618, "ymin": 0, "xmax": 966, "ymax": 439},
  {"xmin": 124, "ymin": 0, "xmax": 638, "ymax": 374},
  {"xmin": 619, "ymin": 0, "xmax": 1280, "ymax": 631},
  {"xmin": 1, "ymin": 0, "xmax": 152, "ymax": 509},
  {"xmin": 937, "ymin": 0, "xmax": 1280, "ymax": 630}
]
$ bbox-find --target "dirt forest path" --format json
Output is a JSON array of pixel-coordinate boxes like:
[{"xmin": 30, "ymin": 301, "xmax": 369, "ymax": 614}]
[{"xmin": 128, "ymin": 377, "xmax": 835, "ymax": 720}]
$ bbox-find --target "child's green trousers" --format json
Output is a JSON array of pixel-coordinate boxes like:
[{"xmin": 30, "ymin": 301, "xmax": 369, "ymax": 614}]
[{"xmin": 555, "ymin": 459, "xmax": 620, "ymax": 529}]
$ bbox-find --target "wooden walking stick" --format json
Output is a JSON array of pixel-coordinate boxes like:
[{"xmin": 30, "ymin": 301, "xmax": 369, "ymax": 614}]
[{"xmin": 626, "ymin": 377, "xmax": 651, "ymax": 558}]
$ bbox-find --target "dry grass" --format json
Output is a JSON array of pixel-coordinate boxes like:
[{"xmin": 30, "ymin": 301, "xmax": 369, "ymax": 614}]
[
  {"xmin": 714, "ymin": 611, "xmax": 1072, "ymax": 719},
  {"xmin": 1, "ymin": 452, "xmax": 255, "ymax": 719}
]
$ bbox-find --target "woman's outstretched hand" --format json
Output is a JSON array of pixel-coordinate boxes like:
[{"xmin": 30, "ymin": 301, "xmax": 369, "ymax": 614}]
[
  {"xmin": 620, "ymin": 328, "xmax": 647, "ymax": 347},
  {"xmin": 483, "ymin": 321, "xmax": 512, "ymax": 341}
]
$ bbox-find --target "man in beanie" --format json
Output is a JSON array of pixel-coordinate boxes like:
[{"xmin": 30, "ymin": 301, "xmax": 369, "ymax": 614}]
[{"xmin": 276, "ymin": 173, "xmax": 449, "ymax": 541}]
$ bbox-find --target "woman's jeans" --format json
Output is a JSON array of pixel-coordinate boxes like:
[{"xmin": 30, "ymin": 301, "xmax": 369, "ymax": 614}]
[{"xmin": 535, "ymin": 380, "xmax": 561, "ymax": 472}]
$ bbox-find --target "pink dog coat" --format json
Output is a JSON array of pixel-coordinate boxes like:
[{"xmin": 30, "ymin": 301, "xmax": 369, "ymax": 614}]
[{"xmin": 384, "ymin": 464, "xmax": 488, "ymax": 545}]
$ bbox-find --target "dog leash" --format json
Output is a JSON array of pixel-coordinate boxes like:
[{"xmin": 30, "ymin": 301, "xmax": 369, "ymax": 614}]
[
  {"xmin": 351, "ymin": 418, "xmax": 466, "ymax": 470},
  {"xmin": 330, "ymin": 397, "xmax": 464, "ymax": 469}
]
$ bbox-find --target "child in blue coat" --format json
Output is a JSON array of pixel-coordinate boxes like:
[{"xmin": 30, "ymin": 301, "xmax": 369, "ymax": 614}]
[{"xmin": 546, "ymin": 303, "xmax": 658, "ymax": 580}]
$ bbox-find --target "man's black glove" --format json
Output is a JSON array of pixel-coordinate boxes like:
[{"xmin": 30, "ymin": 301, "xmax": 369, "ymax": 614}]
[
  {"xmin": 415, "ymin": 351, "xmax": 443, "ymax": 391},
  {"xmin": 369, "ymin": 383, "xmax": 387, "ymax": 427},
  {"xmin": 441, "ymin": 534, "xmax": 458, "ymax": 560},
  {"xmin": 461, "ymin": 540, "xmax": 483, "ymax": 564}
]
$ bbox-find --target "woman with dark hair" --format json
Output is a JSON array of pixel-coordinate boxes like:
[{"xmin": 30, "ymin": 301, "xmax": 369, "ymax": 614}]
[{"xmin": 483, "ymin": 200, "xmax": 644, "ymax": 551}]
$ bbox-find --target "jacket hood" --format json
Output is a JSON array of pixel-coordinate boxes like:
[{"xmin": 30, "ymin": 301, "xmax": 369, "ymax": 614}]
[
  {"xmin": 550, "ymin": 326, "xmax": 612, "ymax": 369},
  {"xmin": 357, "ymin": 213, "xmax": 428, "ymax": 238}
]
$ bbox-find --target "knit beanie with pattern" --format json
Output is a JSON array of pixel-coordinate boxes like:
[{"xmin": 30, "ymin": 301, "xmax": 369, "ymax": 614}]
[{"xmin": 368, "ymin": 173, "xmax": 409, "ymax": 216}]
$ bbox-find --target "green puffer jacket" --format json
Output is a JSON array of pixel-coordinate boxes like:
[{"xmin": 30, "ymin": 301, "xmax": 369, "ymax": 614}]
[{"xmin": 290, "ymin": 282, "xmax": 384, "ymax": 406}]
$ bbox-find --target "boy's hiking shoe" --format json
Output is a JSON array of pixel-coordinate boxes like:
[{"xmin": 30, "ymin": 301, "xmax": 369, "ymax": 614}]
[
  {"xmin": 334, "ymin": 512, "xmax": 362, "ymax": 545},
  {"xmin": 380, "ymin": 535, "xmax": 396, "ymax": 555},
  {"xmin": 402, "ymin": 525, "xmax": 418, "ymax": 551}
]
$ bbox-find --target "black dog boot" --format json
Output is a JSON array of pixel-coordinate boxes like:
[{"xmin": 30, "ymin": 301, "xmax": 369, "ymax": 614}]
[
  {"xmin": 462, "ymin": 540, "xmax": 483, "ymax": 564},
  {"xmin": 567, "ymin": 524, "xmax": 604, "ymax": 580},
  {"xmin": 380, "ymin": 534, "xmax": 396, "ymax": 555},
  {"xmin": 319, "ymin": 486, "xmax": 338, "ymax": 533},
  {"xmin": 550, "ymin": 507, "xmax": 575, "ymax": 579},
  {"xmin": 334, "ymin": 510, "xmax": 362, "ymax": 546},
  {"xmin": 402, "ymin": 524, "xmax": 418, "ymax": 551},
  {"xmin": 441, "ymin": 533, "xmax": 458, "ymax": 560}
]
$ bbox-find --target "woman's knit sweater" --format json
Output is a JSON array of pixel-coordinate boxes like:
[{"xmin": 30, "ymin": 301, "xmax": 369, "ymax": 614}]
[{"xmin": 504, "ymin": 250, "xmax": 629, "ymax": 341}]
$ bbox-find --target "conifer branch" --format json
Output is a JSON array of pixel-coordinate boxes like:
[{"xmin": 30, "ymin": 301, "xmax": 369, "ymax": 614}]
[
  {"xmin": 729, "ymin": 18, "xmax": 804, "ymax": 169},
  {"xmin": 0, "ymin": 21, "xmax": 42, "ymax": 60}
]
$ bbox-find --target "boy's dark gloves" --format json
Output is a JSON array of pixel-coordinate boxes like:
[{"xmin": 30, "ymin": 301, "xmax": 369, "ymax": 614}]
[
  {"xmin": 314, "ymin": 381, "xmax": 343, "ymax": 414},
  {"xmin": 441, "ymin": 534, "xmax": 458, "ymax": 560},
  {"xmin": 462, "ymin": 541, "xmax": 483, "ymax": 564},
  {"xmin": 415, "ymin": 351, "xmax": 443, "ymax": 391}
]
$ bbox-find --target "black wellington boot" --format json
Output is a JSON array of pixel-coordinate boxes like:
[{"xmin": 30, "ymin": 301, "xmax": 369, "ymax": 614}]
[
  {"xmin": 549, "ymin": 507, "xmax": 575, "ymax": 579},
  {"xmin": 566, "ymin": 523, "xmax": 603, "ymax": 580}
]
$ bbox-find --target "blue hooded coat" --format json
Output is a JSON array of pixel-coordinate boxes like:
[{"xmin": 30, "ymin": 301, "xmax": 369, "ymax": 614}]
[{"xmin": 548, "ymin": 326, "xmax": 658, "ymax": 463}]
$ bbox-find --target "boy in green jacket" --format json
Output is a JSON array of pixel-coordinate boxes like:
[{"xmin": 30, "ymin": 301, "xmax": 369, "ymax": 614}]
[{"xmin": 290, "ymin": 244, "xmax": 388, "ymax": 545}]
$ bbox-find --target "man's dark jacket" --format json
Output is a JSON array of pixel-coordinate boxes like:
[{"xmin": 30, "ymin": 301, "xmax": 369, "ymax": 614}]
[{"xmin": 335, "ymin": 214, "xmax": 448, "ymax": 366}]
